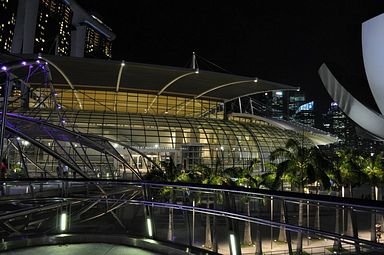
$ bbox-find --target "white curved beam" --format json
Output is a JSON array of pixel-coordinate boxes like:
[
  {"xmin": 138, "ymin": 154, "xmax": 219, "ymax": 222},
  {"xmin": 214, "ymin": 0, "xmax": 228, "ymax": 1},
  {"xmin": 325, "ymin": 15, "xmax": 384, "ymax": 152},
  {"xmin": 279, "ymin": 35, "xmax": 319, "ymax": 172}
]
[
  {"xmin": 172, "ymin": 80, "xmax": 256, "ymax": 116},
  {"xmin": 115, "ymin": 60, "xmax": 125, "ymax": 93},
  {"xmin": 194, "ymin": 79, "xmax": 257, "ymax": 99},
  {"xmin": 319, "ymin": 63, "xmax": 384, "ymax": 141},
  {"xmin": 147, "ymin": 70, "xmax": 198, "ymax": 113},
  {"xmin": 114, "ymin": 61, "xmax": 125, "ymax": 111},
  {"xmin": 362, "ymin": 13, "xmax": 384, "ymax": 115},
  {"xmin": 159, "ymin": 70, "xmax": 199, "ymax": 95},
  {"xmin": 38, "ymin": 55, "xmax": 83, "ymax": 109}
]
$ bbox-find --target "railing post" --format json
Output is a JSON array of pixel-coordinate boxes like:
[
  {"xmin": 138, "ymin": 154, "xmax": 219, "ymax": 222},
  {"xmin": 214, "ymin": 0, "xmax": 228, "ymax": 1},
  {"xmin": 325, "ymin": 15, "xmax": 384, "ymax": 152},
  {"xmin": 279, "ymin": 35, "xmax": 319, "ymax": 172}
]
[
  {"xmin": 143, "ymin": 183, "xmax": 155, "ymax": 238},
  {"xmin": 224, "ymin": 191, "xmax": 241, "ymax": 255},
  {"xmin": 371, "ymin": 209, "xmax": 376, "ymax": 242},
  {"xmin": 351, "ymin": 206, "xmax": 361, "ymax": 254},
  {"xmin": 183, "ymin": 189, "xmax": 192, "ymax": 247},
  {"xmin": 255, "ymin": 230, "xmax": 262, "ymax": 255},
  {"xmin": 212, "ymin": 192, "xmax": 218, "ymax": 253},
  {"xmin": 0, "ymin": 71, "xmax": 10, "ymax": 160},
  {"xmin": 282, "ymin": 199, "xmax": 293, "ymax": 255},
  {"xmin": 270, "ymin": 196, "xmax": 273, "ymax": 250}
]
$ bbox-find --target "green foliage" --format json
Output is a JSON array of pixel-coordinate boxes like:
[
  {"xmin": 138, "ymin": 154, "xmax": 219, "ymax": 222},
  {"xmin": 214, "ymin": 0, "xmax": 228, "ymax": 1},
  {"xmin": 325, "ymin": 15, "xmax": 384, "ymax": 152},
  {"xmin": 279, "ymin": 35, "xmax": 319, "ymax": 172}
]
[
  {"xmin": 226, "ymin": 159, "xmax": 261, "ymax": 188},
  {"xmin": 8, "ymin": 162, "xmax": 27, "ymax": 178},
  {"xmin": 192, "ymin": 164, "xmax": 234, "ymax": 186},
  {"xmin": 361, "ymin": 152, "xmax": 384, "ymax": 187},
  {"xmin": 269, "ymin": 138, "xmax": 331, "ymax": 192},
  {"xmin": 144, "ymin": 157, "xmax": 183, "ymax": 182},
  {"xmin": 329, "ymin": 149, "xmax": 365, "ymax": 189}
]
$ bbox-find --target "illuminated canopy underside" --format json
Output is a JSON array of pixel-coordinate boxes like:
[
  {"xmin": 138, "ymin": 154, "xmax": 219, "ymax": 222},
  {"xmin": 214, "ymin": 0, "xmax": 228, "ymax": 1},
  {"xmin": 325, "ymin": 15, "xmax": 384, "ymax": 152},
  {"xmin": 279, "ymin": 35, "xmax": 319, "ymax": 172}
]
[{"xmin": 0, "ymin": 53, "xmax": 298, "ymax": 101}]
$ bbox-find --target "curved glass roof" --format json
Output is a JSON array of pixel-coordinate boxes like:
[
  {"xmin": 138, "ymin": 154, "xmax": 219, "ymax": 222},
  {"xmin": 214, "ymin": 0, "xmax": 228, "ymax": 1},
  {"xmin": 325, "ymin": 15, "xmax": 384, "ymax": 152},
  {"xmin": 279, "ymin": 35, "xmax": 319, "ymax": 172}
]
[{"xmin": 48, "ymin": 110, "xmax": 314, "ymax": 170}]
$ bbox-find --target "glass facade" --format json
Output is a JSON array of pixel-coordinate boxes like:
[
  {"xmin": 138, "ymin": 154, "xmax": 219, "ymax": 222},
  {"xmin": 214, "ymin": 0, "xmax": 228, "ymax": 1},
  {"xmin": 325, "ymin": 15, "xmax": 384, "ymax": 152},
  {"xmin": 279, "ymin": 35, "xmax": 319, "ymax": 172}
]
[
  {"xmin": 28, "ymin": 87, "xmax": 224, "ymax": 119},
  {"xmin": 53, "ymin": 111, "xmax": 309, "ymax": 172},
  {"xmin": 18, "ymin": 81, "xmax": 312, "ymax": 173}
]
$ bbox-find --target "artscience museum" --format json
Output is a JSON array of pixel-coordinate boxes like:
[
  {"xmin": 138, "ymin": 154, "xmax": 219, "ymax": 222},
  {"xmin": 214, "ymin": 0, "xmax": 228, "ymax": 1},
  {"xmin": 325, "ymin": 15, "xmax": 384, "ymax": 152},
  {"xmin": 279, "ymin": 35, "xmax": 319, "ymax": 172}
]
[{"xmin": 320, "ymin": 13, "xmax": 384, "ymax": 142}]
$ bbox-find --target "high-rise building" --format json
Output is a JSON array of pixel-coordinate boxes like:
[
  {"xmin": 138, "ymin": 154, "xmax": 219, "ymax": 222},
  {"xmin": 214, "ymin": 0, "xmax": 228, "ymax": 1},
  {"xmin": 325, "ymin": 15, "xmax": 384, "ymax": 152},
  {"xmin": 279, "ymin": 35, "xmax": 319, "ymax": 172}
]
[
  {"xmin": 322, "ymin": 102, "xmax": 357, "ymax": 147},
  {"xmin": 83, "ymin": 15, "xmax": 113, "ymax": 59},
  {"xmin": 69, "ymin": 2, "xmax": 115, "ymax": 59},
  {"xmin": 34, "ymin": 0, "xmax": 73, "ymax": 55},
  {"xmin": 4, "ymin": 0, "xmax": 115, "ymax": 59},
  {"xmin": 322, "ymin": 102, "xmax": 383, "ymax": 154},
  {"xmin": 234, "ymin": 90, "xmax": 309, "ymax": 122},
  {"xmin": 0, "ymin": 0, "xmax": 18, "ymax": 52},
  {"xmin": 286, "ymin": 90, "xmax": 306, "ymax": 119},
  {"xmin": 292, "ymin": 101, "xmax": 315, "ymax": 127}
]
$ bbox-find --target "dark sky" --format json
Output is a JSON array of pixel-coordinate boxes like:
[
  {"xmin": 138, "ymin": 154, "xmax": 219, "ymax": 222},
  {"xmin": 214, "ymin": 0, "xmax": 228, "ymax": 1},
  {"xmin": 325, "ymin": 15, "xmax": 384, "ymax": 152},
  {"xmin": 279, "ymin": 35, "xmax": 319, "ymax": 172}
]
[{"xmin": 76, "ymin": 0, "xmax": 384, "ymax": 117}]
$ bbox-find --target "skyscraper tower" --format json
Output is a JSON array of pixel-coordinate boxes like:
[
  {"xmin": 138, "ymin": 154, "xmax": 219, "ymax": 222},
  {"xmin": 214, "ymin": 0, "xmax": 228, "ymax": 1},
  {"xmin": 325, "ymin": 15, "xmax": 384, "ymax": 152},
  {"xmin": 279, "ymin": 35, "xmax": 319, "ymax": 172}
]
[
  {"xmin": 69, "ymin": 1, "xmax": 115, "ymax": 59},
  {"xmin": 33, "ymin": 0, "xmax": 73, "ymax": 55},
  {"xmin": 0, "ymin": 0, "xmax": 18, "ymax": 52},
  {"xmin": 322, "ymin": 102, "xmax": 356, "ymax": 146},
  {"xmin": 321, "ymin": 102, "xmax": 383, "ymax": 154},
  {"xmin": 2, "ymin": 0, "xmax": 115, "ymax": 59}
]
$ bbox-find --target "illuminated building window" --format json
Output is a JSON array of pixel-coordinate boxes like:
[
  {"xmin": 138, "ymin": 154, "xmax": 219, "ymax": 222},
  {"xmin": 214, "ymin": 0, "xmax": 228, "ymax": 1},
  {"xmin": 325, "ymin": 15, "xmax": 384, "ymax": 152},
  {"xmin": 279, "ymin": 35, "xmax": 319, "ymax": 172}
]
[{"xmin": 0, "ymin": 0, "xmax": 17, "ymax": 52}]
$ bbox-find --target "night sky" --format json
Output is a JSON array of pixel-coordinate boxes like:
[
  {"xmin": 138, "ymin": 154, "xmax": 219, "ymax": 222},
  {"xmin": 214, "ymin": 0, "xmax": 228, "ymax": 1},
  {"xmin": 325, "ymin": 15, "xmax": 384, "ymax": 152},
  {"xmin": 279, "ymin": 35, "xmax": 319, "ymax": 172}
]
[{"xmin": 76, "ymin": 0, "xmax": 384, "ymax": 119}]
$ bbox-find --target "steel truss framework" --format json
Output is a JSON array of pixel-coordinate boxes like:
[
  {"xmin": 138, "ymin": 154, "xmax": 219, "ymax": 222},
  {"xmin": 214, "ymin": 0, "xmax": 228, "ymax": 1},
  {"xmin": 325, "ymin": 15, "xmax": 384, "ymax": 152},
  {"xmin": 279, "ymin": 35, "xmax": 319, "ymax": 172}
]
[
  {"xmin": 0, "ymin": 180, "xmax": 383, "ymax": 254},
  {"xmin": 0, "ymin": 59, "xmax": 161, "ymax": 179}
]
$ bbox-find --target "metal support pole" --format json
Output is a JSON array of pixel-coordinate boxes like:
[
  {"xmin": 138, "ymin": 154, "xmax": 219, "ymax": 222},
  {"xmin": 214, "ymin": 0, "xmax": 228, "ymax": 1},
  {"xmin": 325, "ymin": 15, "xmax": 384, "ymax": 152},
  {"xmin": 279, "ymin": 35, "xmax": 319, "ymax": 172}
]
[
  {"xmin": 238, "ymin": 98, "xmax": 242, "ymax": 113},
  {"xmin": 192, "ymin": 199, "xmax": 195, "ymax": 245},
  {"xmin": 224, "ymin": 191, "xmax": 241, "ymax": 255},
  {"xmin": 270, "ymin": 196, "xmax": 273, "ymax": 250},
  {"xmin": 283, "ymin": 200, "xmax": 293, "ymax": 255},
  {"xmin": 192, "ymin": 52, "xmax": 196, "ymax": 70},
  {"xmin": 351, "ymin": 207, "xmax": 361, "ymax": 254},
  {"xmin": 307, "ymin": 200, "xmax": 310, "ymax": 245},
  {"xmin": 249, "ymin": 97, "xmax": 254, "ymax": 115},
  {"xmin": 143, "ymin": 184, "xmax": 155, "ymax": 238},
  {"xmin": 255, "ymin": 230, "xmax": 262, "ymax": 255},
  {"xmin": 15, "ymin": 139, "xmax": 29, "ymax": 178},
  {"xmin": 212, "ymin": 193, "xmax": 218, "ymax": 253},
  {"xmin": 183, "ymin": 190, "xmax": 192, "ymax": 247},
  {"xmin": 0, "ymin": 73, "xmax": 10, "ymax": 160}
]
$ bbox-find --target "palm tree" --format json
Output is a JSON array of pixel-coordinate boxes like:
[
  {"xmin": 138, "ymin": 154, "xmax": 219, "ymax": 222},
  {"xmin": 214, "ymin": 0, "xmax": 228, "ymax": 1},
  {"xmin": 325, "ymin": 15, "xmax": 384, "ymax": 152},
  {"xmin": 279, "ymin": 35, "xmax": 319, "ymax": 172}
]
[
  {"xmin": 270, "ymin": 139, "xmax": 330, "ymax": 254},
  {"xmin": 227, "ymin": 159, "xmax": 261, "ymax": 246},
  {"xmin": 361, "ymin": 152, "xmax": 384, "ymax": 241},
  {"xmin": 192, "ymin": 163, "xmax": 234, "ymax": 249},
  {"xmin": 332, "ymin": 149, "xmax": 364, "ymax": 198},
  {"xmin": 262, "ymin": 162, "xmax": 290, "ymax": 243},
  {"xmin": 328, "ymin": 148, "xmax": 365, "ymax": 250},
  {"xmin": 310, "ymin": 146, "xmax": 333, "ymax": 231},
  {"xmin": 362, "ymin": 152, "xmax": 384, "ymax": 200},
  {"xmin": 144, "ymin": 157, "xmax": 184, "ymax": 241}
]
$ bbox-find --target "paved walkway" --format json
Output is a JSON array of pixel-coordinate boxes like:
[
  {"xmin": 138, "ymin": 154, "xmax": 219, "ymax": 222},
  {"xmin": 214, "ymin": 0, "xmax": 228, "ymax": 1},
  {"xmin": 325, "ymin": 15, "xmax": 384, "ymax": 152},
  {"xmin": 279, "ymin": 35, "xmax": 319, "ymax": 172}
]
[
  {"xmin": 1, "ymin": 234, "xmax": 380, "ymax": 255},
  {"xmin": 1, "ymin": 243, "xmax": 160, "ymax": 255}
]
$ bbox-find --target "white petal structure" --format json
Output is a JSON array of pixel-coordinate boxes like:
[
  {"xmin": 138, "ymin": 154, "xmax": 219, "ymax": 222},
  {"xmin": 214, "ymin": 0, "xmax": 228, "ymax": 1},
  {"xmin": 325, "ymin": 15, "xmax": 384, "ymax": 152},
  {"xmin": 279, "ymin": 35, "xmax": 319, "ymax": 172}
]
[
  {"xmin": 318, "ymin": 13, "xmax": 384, "ymax": 141},
  {"xmin": 362, "ymin": 13, "xmax": 384, "ymax": 115},
  {"xmin": 318, "ymin": 63, "xmax": 384, "ymax": 141}
]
